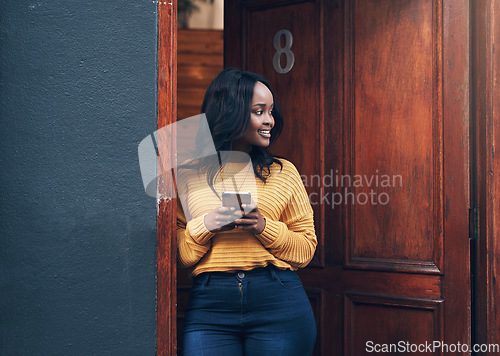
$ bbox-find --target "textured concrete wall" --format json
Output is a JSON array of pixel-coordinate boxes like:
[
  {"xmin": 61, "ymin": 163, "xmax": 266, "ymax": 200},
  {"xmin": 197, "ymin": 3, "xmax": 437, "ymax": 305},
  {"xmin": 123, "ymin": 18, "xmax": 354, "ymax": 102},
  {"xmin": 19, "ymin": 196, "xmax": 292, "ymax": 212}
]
[{"xmin": 1, "ymin": 1, "xmax": 157, "ymax": 354}]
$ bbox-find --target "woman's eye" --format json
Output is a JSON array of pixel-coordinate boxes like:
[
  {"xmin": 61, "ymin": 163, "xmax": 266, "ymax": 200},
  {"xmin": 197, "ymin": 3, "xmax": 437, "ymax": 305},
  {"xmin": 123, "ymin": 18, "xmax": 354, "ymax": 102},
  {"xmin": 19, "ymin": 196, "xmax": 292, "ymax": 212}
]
[{"xmin": 254, "ymin": 110, "xmax": 263, "ymax": 115}]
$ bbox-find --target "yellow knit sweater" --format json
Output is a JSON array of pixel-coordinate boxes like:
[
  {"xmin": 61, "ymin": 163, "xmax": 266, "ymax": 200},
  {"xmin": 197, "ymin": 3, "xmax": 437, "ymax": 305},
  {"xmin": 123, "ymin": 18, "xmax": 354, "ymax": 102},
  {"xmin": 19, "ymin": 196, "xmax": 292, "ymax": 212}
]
[{"xmin": 176, "ymin": 158, "xmax": 317, "ymax": 277}]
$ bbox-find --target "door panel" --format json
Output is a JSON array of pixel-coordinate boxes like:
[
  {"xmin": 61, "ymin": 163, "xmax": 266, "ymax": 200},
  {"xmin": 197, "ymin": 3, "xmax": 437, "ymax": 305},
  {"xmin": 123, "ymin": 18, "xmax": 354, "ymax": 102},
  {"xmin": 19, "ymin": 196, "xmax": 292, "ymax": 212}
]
[
  {"xmin": 346, "ymin": 0, "xmax": 443, "ymax": 274},
  {"xmin": 242, "ymin": 0, "xmax": 325, "ymax": 268},
  {"xmin": 225, "ymin": 0, "xmax": 470, "ymax": 355},
  {"xmin": 345, "ymin": 293, "xmax": 443, "ymax": 356}
]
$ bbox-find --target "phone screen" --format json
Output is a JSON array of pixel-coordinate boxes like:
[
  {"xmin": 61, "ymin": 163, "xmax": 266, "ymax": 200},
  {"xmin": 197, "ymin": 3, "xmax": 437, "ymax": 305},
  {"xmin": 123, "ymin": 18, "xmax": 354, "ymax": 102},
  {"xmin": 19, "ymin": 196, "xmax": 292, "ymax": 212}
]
[{"xmin": 222, "ymin": 191, "xmax": 252, "ymax": 209}]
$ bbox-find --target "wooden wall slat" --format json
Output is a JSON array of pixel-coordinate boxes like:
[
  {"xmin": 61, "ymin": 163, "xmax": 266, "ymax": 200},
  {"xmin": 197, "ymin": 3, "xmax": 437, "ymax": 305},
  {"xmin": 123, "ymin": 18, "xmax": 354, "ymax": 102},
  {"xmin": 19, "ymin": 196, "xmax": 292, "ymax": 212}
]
[{"xmin": 177, "ymin": 29, "xmax": 223, "ymax": 120}]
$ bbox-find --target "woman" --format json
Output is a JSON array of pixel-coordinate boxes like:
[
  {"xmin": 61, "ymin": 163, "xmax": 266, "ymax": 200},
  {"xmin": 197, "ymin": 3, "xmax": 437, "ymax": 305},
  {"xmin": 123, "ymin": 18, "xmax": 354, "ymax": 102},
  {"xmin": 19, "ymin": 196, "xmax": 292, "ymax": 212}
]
[{"xmin": 177, "ymin": 68, "xmax": 317, "ymax": 355}]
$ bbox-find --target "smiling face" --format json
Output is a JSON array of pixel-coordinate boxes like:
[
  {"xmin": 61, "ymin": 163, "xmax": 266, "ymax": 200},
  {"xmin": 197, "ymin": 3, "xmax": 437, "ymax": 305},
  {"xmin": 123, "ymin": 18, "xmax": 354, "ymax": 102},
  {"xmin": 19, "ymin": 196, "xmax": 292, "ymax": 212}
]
[{"xmin": 232, "ymin": 81, "xmax": 275, "ymax": 152}]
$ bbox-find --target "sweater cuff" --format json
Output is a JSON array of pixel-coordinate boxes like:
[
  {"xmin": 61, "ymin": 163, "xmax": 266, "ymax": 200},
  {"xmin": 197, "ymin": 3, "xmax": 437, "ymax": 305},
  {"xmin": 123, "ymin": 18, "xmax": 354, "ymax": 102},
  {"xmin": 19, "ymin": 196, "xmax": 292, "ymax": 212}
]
[
  {"xmin": 255, "ymin": 218, "xmax": 287, "ymax": 248},
  {"xmin": 186, "ymin": 215, "xmax": 214, "ymax": 245}
]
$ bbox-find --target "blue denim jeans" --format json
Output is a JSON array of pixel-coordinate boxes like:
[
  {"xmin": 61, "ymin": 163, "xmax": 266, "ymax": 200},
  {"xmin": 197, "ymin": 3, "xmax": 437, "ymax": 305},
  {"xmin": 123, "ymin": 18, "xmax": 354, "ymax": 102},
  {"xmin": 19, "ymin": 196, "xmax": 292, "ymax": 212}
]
[{"xmin": 181, "ymin": 266, "xmax": 317, "ymax": 356}]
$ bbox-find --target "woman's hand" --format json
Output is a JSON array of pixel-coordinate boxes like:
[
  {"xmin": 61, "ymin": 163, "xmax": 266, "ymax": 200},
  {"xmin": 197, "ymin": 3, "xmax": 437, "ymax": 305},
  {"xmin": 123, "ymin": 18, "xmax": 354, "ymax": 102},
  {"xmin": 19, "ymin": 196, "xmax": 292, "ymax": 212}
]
[
  {"xmin": 204, "ymin": 206, "xmax": 237, "ymax": 233},
  {"xmin": 232, "ymin": 204, "xmax": 266, "ymax": 234}
]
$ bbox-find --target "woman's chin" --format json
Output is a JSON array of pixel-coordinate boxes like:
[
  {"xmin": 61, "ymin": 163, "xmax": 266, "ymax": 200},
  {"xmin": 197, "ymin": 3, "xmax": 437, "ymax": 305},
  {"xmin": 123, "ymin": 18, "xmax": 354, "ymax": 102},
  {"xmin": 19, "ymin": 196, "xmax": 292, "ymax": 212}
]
[{"xmin": 256, "ymin": 137, "xmax": 271, "ymax": 147}]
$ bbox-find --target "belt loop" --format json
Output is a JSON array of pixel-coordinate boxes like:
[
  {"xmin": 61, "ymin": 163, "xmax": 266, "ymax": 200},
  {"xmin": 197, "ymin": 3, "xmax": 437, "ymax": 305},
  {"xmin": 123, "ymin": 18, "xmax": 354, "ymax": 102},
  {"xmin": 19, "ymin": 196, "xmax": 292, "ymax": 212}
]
[
  {"xmin": 196, "ymin": 272, "xmax": 211, "ymax": 288},
  {"xmin": 269, "ymin": 266, "xmax": 278, "ymax": 280},
  {"xmin": 204, "ymin": 273, "xmax": 211, "ymax": 287}
]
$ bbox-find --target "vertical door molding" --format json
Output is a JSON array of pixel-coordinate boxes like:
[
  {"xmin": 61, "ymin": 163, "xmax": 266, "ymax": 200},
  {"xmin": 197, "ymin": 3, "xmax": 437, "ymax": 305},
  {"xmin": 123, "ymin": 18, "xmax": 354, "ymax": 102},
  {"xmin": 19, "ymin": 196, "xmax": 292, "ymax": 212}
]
[
  {"xmin": 474, "ymin": 0, "xmax": 500, "ymax": 349},
  {"xmin": 157, "ymin": 1, "xmax": 177, "ymax": 355},
  {"xmin": 441, "ymin": 0, "xmax": 471, "ymax": 349}
]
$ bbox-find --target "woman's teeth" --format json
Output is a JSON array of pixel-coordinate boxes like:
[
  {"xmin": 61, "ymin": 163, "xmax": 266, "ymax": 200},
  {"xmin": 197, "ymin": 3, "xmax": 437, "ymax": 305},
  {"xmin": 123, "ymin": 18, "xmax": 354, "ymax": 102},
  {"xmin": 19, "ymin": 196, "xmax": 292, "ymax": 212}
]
[{"xmin": 258, "ymin": 129, "xmax": 271, "ymax": 137}]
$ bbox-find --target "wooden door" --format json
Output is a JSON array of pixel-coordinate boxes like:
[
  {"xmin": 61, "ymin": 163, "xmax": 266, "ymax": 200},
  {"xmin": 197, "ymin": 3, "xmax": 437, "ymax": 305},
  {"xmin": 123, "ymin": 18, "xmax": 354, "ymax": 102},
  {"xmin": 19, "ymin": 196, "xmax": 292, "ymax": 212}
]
[{"xmin": 225, "ymin": 0, "xmax": 470, "ymax": 354}]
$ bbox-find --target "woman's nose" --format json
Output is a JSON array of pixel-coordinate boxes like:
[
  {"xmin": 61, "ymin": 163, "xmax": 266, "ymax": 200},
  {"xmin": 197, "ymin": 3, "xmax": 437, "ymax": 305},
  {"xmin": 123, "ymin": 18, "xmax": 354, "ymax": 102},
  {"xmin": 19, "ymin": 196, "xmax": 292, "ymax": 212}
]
[{"xmin": 264, "ymin": 112, "xmax": 274, "ymax": 127}]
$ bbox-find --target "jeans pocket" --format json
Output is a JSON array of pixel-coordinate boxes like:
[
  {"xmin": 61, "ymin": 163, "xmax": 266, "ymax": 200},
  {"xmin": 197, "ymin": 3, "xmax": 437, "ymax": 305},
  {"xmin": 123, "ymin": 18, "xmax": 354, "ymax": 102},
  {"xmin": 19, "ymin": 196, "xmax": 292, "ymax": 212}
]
[{"xmin": 275, "ymin": 270, "xmax": 303, "ymax": 290}]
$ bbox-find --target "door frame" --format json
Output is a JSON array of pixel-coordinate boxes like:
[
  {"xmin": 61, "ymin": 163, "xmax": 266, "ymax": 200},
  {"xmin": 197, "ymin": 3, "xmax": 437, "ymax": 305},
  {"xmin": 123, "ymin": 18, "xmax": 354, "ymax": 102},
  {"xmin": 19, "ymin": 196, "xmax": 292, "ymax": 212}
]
[
  {"xmin": 472, "ymin": 0, "xmax": 500, "ymax": 351},
  {"xmin": 157, "ymin": 1, "xmax": 177, "ymax": 356},
  {"xmin": 155, "ymin": 1, "xmax": 500, "ymax": 354}
]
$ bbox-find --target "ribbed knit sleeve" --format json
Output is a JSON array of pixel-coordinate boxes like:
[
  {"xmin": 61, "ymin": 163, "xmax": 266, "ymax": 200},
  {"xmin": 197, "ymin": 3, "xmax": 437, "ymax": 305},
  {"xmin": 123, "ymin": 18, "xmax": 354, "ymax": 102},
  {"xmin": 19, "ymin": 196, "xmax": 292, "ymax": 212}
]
[
  {"xmin": 255, "ymin": 161, "xmax": 317, "ymax": 268},
  {"xmin": 177, "ymin": 200, "xmax": 214, "ymax": 268}
]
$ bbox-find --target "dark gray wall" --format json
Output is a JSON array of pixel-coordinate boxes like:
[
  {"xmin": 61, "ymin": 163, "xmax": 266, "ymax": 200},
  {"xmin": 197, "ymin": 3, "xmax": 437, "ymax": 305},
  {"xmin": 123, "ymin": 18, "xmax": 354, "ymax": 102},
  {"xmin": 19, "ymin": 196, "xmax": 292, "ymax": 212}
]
[{"xmin": 1, "ymin": 1, "xmax": 157, "ymax": 354}]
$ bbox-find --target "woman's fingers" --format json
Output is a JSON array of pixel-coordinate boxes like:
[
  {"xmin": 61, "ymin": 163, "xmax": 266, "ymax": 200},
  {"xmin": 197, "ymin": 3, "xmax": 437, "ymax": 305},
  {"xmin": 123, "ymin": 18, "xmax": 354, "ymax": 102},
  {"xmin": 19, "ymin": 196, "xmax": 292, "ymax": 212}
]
[
  {"xmin": 232, "ymin": 217, "xmax": 256, "ymax": 225},
  {"xmin": 241, "ymin": 203, "xmax": 258, "ymax": 213},
  {"xmin": 205, "ymin": 204, "xmax": 264, "ymax": 233},
  {"xmin": 218, "ymin": 206, "xmax": 235, "ymax": 215},
  {"xmin": 235, "ymin": 204, "xmax": 265, "ymax": 234},
  {"xmin": 204, "ymin": 206, "xmax": 237, "ymax": 232}
]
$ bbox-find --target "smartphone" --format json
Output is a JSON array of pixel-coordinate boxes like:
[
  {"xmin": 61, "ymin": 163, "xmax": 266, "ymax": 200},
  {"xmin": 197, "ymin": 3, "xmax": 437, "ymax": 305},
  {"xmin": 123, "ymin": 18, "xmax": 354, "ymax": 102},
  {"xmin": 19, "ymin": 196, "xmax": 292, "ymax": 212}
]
[{"xmin": 222, "ymin": 191, "xmax": 252, "ymax": 210}]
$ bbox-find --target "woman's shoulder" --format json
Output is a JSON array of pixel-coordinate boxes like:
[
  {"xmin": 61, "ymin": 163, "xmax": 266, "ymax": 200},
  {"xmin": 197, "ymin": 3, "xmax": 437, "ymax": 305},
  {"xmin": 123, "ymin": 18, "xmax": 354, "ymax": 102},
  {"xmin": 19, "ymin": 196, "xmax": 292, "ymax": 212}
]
[{"xmin": 270, "ymin": 157, "xmax": 302, "ymax": 178}]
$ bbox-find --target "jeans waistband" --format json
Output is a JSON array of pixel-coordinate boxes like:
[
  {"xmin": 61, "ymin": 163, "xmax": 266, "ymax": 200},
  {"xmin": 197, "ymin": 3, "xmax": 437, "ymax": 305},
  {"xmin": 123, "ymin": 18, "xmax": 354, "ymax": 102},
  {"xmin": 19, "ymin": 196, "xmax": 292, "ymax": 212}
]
[{"xmin": 193, "ymin": 265, "xmax": 286, "ymax": 285}]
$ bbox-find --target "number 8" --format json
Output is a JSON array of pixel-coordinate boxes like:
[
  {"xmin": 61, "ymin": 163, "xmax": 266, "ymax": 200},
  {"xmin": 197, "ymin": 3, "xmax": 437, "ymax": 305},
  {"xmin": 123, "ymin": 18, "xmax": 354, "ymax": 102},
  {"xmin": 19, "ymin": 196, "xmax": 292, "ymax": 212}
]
[{"xmin": 273, "ymin": 30, "xmax": 295, "ymax": 74}]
